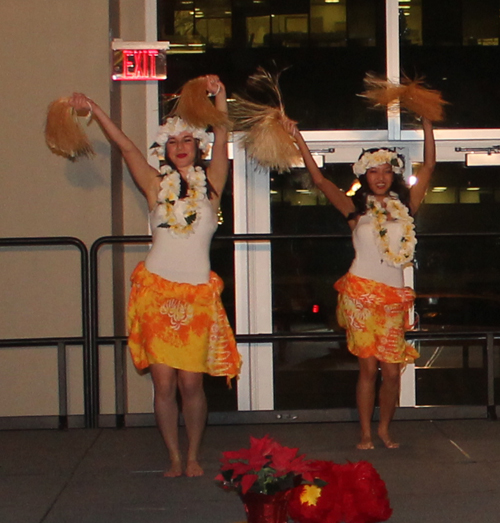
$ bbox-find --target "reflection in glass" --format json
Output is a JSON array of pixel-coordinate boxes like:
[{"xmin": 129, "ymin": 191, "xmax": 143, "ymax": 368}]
[
  {"xmin": 310, "ymin": 0, "xmax": 347, "ymax": 47},
  {"xmin": 399, "ymin": 0, "xmax": 422, "ymax": 45},
  {"xmin": 195, "ymin": 0, "xmax": 232, "ymax": 47},
  {"xmin": 247, "ymin": 15, "xmax": 270, "ymax": 47},
  {"xmin": 274, "ymin": 339, "xmax": 357, "ymax": 409},
  {"xmin": 174, "ymin": 10, "xmax": 194, "ymax": 36},
  {"xmin": 415, "ymin": 343, "xmax": 487, "ymax": 405},
  {"xmin": 272, "ymin": 14, "xmax": 308, "ymax": 47},
  {"xmin": 463, "ymin": 0, "xmax": 499, "ymax": 46},
  {"xmin": 400, "ymin": 0, "xmax": 500, "ymax": 128}
]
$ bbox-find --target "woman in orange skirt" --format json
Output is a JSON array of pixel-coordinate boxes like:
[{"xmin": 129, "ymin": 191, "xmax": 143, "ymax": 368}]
[
  {"xmin": 69, "ymin": 76, "xmax": 240, "ymax": 476},
  {"xmin": 284, "ymin": 117, "xmax": 435, "ymax": 449}
]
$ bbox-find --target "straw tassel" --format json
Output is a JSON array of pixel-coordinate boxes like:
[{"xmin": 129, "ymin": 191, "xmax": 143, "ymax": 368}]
[
  {"xmin": 230, "ymin": 68, "xmax": 301, "ymax": 172},
  {"xmin": 44, "ymin": 98, "xmax": 94, "ymax": 160},
  {"xmin": 360, "ymin": 73, "xmax": 448, "ymax": 122},
  {"xmin": 174, "ymin": 76, "xmax": 231, "ymax": 130}
]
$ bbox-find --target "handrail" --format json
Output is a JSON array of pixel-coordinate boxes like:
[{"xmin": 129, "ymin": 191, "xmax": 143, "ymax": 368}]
[
  {"xmin": 0, "ymin": 237, "xmax": 90, "ymax": 427},
  {"xmin": 1, "ymin": 232, "xmax": 499, "ymax": 430},
  {"xmin": 90, "ymin": 232, "xmax": 500, "ymax": 427}
]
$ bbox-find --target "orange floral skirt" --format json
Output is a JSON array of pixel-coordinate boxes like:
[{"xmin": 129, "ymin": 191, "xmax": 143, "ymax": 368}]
[
  {"xmin": 334, "ymin": 272, "xmax": 419, "ymax": 364},
  {"xmin": 127, "ymin": 262, "xmax": 241, "ymax": 381}
]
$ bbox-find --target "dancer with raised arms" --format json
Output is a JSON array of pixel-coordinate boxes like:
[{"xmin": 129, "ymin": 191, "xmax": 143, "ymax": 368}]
[
  {"xmin": 283, "ymin": 116, "xmax": 435, "ymax": 449},
  {"xmin": 69, "ymin": 75, "xmax": 240, "ymax": 476}
]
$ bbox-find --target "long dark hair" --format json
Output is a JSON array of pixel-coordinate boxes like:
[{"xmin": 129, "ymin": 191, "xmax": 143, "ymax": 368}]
[
  {"xmin": 161, "ymin": 138, "xmax": 218, "ymax": 199},
  {"xmin": 348, "ymin": 148, "xmax": 410, "ymax": 220}
]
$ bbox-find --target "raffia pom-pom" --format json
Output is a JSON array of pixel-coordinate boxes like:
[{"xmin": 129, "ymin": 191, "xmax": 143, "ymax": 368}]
[
  {"xmin": 174, "ymin": 76, "xmax": 231, "ymax": 130},
  {"xmin": 45, "ymin": 97, "xmax": 94, "ymax": 160},
  {"xmin": 230, "ymin": 67, "xmax": 300, "ymax": 172},
  {"xmin": 360, "ymin": 74, "xmax": 448, "ymax": 122},
  {"xmin": 231, "ymin": 96, "xmax": 300, "ymax": 172},
  {"xmin": 399, "ymin": 79, "xmax": 448, "ymax": 122}
]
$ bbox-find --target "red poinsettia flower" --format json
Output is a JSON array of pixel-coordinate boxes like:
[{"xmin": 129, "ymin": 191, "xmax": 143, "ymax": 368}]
[
  {"xmin": 215, "ymin": 435, "xmax": 314, "ymax": 495},
  {"xmin": 269, "ymin": 444, "xmax": 302, "ymax": 475}
]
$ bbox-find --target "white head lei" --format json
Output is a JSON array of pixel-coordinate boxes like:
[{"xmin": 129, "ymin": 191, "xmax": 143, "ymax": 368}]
[
  {"xmin": 150, "ymin": 115, "xmax": 211, "ymax": 160},
  {"xmin": 352, "ymin": 149, "xmax": 405, "ymax": 177}
]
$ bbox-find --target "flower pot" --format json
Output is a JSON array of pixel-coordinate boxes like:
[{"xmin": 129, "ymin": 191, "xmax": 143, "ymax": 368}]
[{"xmin": 241, "ymin": 490, "xmax": 292, "ymax": 523}]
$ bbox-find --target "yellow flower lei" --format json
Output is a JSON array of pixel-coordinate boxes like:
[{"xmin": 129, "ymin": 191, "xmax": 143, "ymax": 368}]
[
  {"xmin": 156, "ymin": 165, "xmax": 207, "ymax": 238},
  {"xmin": 367, "ymin": 193, "xmax": 416, "ymax": 267}
]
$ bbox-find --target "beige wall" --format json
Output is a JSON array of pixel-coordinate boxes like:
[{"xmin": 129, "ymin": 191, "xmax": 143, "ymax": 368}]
[{"xmin": 0, "ymin": 0, "xmax": 153, "ymax": 420}]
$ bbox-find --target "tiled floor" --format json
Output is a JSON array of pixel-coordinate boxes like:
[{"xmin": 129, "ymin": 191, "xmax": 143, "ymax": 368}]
[{"xmin": 1, "ymin": 419, "xmax": 500, "ymax": 522}]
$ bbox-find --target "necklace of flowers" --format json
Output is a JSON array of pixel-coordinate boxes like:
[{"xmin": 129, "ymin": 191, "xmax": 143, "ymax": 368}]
[
  {"xmin": 156, "ymin": 164, "xmax": 207, "ymax": 237},
  {"xmin": 366, "ymin": 193, "xmax": 416, "ymax": 267}
]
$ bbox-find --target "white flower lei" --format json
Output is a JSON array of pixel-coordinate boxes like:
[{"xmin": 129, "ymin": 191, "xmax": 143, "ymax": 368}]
[
  {"xmin": 353, "ymin": 149, "xmax": 405, "ymax": 177},
  {"xmin": 156, "ymin": 164, "xmax": 207, "ymax": 238},
  {"xmin": 150, "ymin": 116, "xmax": 211, "ymax": 160},
  {"xmin": 366, "ymin": 193, "xmax": 416, "ymax": 268}
]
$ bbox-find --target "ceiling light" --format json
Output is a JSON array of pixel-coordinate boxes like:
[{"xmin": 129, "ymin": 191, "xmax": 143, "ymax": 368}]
[{"xmin": 466, "ymin": 153, "xmax": 500, "ymax": 166}]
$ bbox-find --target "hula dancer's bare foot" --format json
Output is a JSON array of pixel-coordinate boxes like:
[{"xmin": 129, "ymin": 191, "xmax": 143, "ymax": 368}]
[
  {"xmin": 186, "ymin": 460, "xmax": 204, "ymax": 477},
  {"xmin": 357, "ymin": 434, "xmax": 375, "ymax": 450},
  {"xmin": 378, "ymin": 430, "xmax": 400, "ymax": 449},
  {"xmin": 164, "ymin": 460, "xmax": 183, "ymax": 477}
]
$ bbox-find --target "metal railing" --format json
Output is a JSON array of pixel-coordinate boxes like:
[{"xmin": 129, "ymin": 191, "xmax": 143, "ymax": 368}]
[
  {"xmin": 0, "ymin": 237, "xmax": 90, "ymax": 428},
  {"xmin": 90, "ymin": 233, "xmax": 500, "ymax": 428},
  {"xmin": 1, "ymin": 232, "xmax": 499, "ymax": 429}
]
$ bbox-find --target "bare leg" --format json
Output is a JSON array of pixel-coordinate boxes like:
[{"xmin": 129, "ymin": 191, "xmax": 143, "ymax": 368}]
[
  {"xmin": 178, "ymin": 370, "xmax": 207, "ymax": 476},
  {"xmin": 150, "ymin": 364, "xmax": 183, "ymax": 477},
  {"xmin": 356, "ymin": 356, "xmax": 378, "ymax": 449},
  {"xmin": 378, "ymin": 361, "xmax": 401, "ymax": 449}
]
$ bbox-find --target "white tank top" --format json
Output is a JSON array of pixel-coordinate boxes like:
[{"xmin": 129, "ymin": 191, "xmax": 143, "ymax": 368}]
[
  {"xmin": 145, "ymin": 197, "xmax": 218, "ymax": 285},
  {"xmin": 349, "ymin": 214, "xmax": 404, "ymax": 288}
]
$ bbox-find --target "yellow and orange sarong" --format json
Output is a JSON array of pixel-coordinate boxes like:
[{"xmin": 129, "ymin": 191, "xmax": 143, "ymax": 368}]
[
  {"xmin": 127, "ymin": 262, "xmax": 241, "ymax": 381},
  {"xmin": 334, "ymin": 272, "xmax": 419, "ymax": 363}
]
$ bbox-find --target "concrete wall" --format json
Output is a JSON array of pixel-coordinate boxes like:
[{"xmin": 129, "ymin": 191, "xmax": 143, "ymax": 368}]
[{"xmin": 0, "ymin": 0, "xmax": 153, "ymax": 421}]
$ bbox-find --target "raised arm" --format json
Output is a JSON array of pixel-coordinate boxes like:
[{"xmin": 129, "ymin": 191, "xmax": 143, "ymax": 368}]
[
  {"xmin": 68, "ymin": 93, "xmax": 160, "ymax": 209},
  {"xmin": 205, "ymin": 76, "xmax": 229, "ymax": 204},
  {"xmin": 283, "ymin": 120, "xmax": 355, "ymax": 218},
  {"xmin": 409, "ymin": 117, "xmax": 436, "ymax": 214}
]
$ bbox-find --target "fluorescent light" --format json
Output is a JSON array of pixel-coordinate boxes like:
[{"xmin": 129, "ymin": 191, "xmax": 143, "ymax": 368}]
[
  {"xmin": 466, "ymin": 153, "xmax": 500, "ymax": 166},
  {"xmin": 432, "ymin": 187, "xmax": 447, "ymax": 192},
  {"xmin": 296, "ymin": 189, "xmax": 312, "ymax": 194},
  {"xmin": 466, "ymin": 187, "xmax": 480, "ymax": 191},
  {"xmin": 291, "ymin": 155, "xmax": 324, "ymax": 168}
]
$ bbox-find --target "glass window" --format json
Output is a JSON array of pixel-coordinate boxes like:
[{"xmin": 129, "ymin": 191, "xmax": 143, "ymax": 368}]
[
  {"xmin": 174, "ymin": 10, "xmax": 194, "ymax": 36},
  {"xmin": 463, "ymin": 0, "xmax": 499, "ymax": 46},
  {"xmin": 310, "ymin": 0, "xmax": 347, "ymax": 47},
  {"xmin": 195, "ymin": 0, "xmax": 232, "ymax": 47},
  {"xmin": 417, "ymin": 163, "xmax": 500, "ymax": 232},
  {"xmin": 247, "ymin": 15, "xmax": 271, "ymax": 46},
  {"xmin": 400, "ymin": 0, "xmax": 500, "ymax": 128},
  {"xmin": 271, "ymin": 14, "xmax": 308, "ymax": 47}
]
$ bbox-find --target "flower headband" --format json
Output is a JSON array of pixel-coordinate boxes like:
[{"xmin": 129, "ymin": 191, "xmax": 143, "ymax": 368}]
[
  {"xmin": 352, "ymin": 148, "xmax": 405, "ymax": 177},
  {"xmin": 150, "ymin": 115, "xmax": 211, "ymax": 160}
]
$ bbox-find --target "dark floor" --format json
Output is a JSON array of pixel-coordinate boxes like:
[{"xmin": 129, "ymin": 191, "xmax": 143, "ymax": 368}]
[{"xmin": 2, "ymin": 418, "xmax": 500, "ymax": 523}]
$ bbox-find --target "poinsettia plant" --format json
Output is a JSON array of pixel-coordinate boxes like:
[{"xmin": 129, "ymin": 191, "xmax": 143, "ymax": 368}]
[{"xmin": 215, "ymin": 434, "xmax": 315, "ymax": 495}]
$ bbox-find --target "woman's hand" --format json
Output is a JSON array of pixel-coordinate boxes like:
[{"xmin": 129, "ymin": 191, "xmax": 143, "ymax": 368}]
[
  {"xmin": 205, "ymin": 75, "xmax": 224, "ymax": 96},
  {"xmin": 281, "ymin": 117, "xmax": 299, "ymax": 140},
  {"xmin": 68, "ymin": 93, "xmax": 95, "ymax": 116}
]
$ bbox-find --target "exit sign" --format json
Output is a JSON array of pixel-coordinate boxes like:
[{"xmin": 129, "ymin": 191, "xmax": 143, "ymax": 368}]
[{"xmin": 112, "ymin": 40, "xmax": 169, "ymax": 81}]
